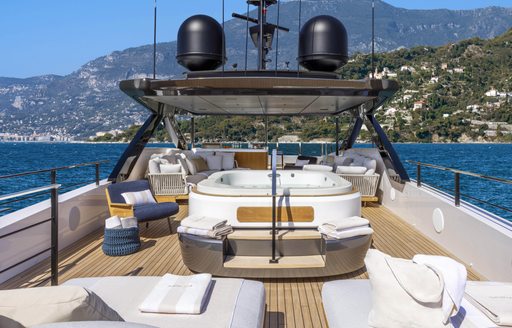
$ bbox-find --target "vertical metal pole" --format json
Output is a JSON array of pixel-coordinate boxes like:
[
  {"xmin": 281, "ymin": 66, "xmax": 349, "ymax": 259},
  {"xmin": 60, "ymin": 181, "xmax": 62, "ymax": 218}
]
[
  {"xmin": 269, "ymin": 149, "xmax": 278, "ymax": 264},
  {"xmin": 258, "ymin": 0, "xmax": 264, "ymax": 70},
  {"xmin": 50, "ymin": 170, "xmax": 59, "ymax": 286},
  {"xmin": 455, "ymin": 172, "xmax": 460, "ymax": 206},
  {"xmin": 265, "ymin": 116, "xmax": 269, "ymax": 147},
  {"xmin": 335, "ymin": 116, "xmax": 340, "ymax": 156},
  {"xmin": 153, "ymin": 0, "xmax": 157, "ymax": 79},
  {"xmin": 371, "ymin": 0, "xmax": 375, "ymax": 78},
  {"xmin": 190, "ymin": 116, "xmax": 195, "ymax": 148},
  {"xmin": 95, "ymin": 163, "xmax": 100, "ymax": 186},
  {"xmin": 416, "ymin": 164, "xmax": 421, "ymax": 187}
]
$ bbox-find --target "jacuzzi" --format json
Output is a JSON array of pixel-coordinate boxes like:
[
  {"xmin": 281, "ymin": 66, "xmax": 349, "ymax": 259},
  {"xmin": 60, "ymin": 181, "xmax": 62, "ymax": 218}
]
[{"xmin": 189, "ymin": 170, "xmax": 361, "ymax": 228}]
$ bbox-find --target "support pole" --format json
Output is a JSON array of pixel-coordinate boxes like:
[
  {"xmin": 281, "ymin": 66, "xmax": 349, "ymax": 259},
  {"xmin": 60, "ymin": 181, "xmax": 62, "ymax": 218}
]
[
  {"xmin": 269, "ymin": 149, "xmax": 279, "ymax": 264},
  {"xmin": 454, "ymin": 173, "xmax": 461, "ymax": 206},
  {"xmin": 50, "ymin": 170, "xmax": 59, "ymax": 286},
  {"xmin": 258, "ymin": 0, "xmax": 265, "ymax": 70},
  {"xmin": 265, "ymin": 116, "xmax": 269, "ymax": 147},
  {"xmin": 335, "ymin": 116, "xmax": 340, "ymax": 156},
  {"xmin": 190, "ymin": 116, "xmax": 195, "ymax": 148}
]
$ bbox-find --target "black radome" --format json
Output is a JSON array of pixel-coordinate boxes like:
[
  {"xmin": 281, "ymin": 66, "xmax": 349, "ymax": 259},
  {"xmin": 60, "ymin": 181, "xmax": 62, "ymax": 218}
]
[{"xmin": 176, "ymin": 15, "xmax": 226, "ymax": 71}]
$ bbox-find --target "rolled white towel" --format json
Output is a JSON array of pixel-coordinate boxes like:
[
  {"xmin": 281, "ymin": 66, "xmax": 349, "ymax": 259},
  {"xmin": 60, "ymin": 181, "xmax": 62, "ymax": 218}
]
[
  {"xmin": 105, "ymin": 216, "xmax": 122, "ymax": 229},
  {"xmin": 120, "ymin": 216, "xmax": 138, "ymax": 229},
  {"xmin": 139, "ymin": 273, "xmax": 212, "ymax": 314},
  {"xmin": 180, "ymin": 215, "xmax": 228, "ymax": 231},
  {"xmin": 321, "ymin": 216, "xmax": 370, "ymax": 232},
  {"xmin": 319, "ymin": 226, "xmax": 373, "ymax": 239},
  {"xmin": 413, "ymin": 254, "xmax": 467, "ymax": 324}
]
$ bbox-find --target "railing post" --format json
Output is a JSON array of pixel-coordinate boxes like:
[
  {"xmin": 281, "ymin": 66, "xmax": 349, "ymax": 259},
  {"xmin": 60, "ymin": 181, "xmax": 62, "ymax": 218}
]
[
  {"xmin": 50, "ymin": 170, "xmax": 59, "ymax": 285},
  {"xmin": 269, "ymin": 149, "xmax": 278, "ymax": 264},
  {"xmin": 417, "ymin": 163, "xmax": 421, "ymax": 187},
  {"xmin": 95, "ymin": 163, "xmax": 100, "ymax": 186},
  {"xmin": 455, "ymin": 172, "xmax": 460, "ymax": 207}
]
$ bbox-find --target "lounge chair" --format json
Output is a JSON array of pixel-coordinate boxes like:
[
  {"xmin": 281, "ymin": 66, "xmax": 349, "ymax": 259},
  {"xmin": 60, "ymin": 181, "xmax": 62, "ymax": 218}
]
[
  {"xmin": 322, "ymin": 280, "xmax": 499, "ymax": 328},
  {"xmin": 59, "ymin": 276, "xmax": 266, "ymax": 328},
  {"xmin": 105, "ymin": 180, "xmax": 179, "ymax": 231}
]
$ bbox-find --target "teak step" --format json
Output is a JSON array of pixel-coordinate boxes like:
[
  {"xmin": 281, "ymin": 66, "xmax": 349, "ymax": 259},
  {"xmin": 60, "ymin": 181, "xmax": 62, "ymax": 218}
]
[
  {"xmin": 223, "ymin": 255, "xmax": 325, "ymax": 269},
  {"xmin": 228, "ymin": 229, "xmax": 321, "ymax": 240}
]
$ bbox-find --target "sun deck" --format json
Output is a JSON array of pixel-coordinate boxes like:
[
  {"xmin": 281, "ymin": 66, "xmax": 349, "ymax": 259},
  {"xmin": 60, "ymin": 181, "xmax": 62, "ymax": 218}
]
[{"xmin": 0, "ymin": 203, "xmax": 482, "ymax": 327}]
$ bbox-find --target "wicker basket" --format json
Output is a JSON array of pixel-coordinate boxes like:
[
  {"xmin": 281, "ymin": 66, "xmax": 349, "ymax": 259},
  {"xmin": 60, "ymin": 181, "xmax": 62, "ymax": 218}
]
[
  {"xmin": 102, "ymin": 227, "xmax": 140, "ymax": 256},
  {"xmin": 339, "ymin": 173, "xmax": 380, "ymax": 197}
]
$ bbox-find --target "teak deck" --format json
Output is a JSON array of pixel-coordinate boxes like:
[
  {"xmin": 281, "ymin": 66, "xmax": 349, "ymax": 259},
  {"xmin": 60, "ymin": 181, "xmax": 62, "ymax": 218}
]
[{"xmin": 1, "ymin": 204, "xmax": 482, "ymax": 328}]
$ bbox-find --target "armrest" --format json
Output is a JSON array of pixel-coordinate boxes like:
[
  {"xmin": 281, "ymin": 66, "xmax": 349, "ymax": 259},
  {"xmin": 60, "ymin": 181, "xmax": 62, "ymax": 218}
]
[{"xmin": 109, "ymin": 202, "xmax": 133, "ymax": 210}]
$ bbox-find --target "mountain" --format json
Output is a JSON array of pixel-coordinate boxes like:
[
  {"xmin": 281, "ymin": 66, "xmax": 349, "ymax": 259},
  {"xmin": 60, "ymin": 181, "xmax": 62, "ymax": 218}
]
[{"xmin": 0, "ymin": 0, "xmax": 511, "ymax": 138}]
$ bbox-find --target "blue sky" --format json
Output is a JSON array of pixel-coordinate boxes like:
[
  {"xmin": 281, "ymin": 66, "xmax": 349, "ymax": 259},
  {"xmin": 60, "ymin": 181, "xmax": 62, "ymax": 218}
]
[{"xmin": 1, "ymin": 0, "xmax": 511, "ymax": 78}]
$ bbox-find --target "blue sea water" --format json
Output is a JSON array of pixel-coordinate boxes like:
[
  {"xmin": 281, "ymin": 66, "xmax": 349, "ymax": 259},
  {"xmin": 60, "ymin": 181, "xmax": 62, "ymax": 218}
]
[{"xmin": 0, "ymin": 142, "xmax": 511, "ymax": 220}]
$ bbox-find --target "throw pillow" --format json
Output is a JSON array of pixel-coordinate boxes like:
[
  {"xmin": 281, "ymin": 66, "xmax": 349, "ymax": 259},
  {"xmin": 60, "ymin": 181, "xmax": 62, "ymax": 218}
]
[
  {"xmin": 206, "ymin": 155, "xmax": 223, "ymax": 171},
  {"xmin": 295, "ymin": 159, "xmax": 310, "ymax": 167},
  {"xmin": 159, "ymin": 163, "xmax": 182, "ymax": 174},
  {"xmin": 121, "ymin": 190, "xmax": 156, "ymax": 205},
  {"xmin": 147, "ymin": 159, "xmax": 161, "ymax": 174},
  {"xmin": 190, "ymin": 158, "xmax": 209, "ymax": 173},
  {"xmin": 217, "ymin": 152, "xmax": 236, "ymax": 170},
  {"xmin": 365, "ymin": 249, "xmax": 447, "ymax": 328},
  {"xmin": 0, "ymin": 285, "xmax": 123, "ymax": 327},
  {"xmin": 336, "ymin": 166, "xmax": 367, "ymax": 174}
]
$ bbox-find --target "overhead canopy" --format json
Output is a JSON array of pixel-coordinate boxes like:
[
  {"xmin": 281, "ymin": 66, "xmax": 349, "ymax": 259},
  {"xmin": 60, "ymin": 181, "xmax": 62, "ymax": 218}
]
[{"xmin": 119, "ymin": 71, "xmax": 399, "ymax": 116}]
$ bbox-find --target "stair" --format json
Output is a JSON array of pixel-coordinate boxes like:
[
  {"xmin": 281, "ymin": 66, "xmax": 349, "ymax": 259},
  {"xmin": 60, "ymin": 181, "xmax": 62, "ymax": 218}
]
[{"xmin": 223, "ymin": 255, "xmax": 325, "ymax": 269}]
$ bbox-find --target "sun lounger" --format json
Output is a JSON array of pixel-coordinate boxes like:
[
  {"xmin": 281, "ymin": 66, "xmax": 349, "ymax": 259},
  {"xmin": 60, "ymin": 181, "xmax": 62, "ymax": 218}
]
[
  {"xmin": 322, "ymin": 280, "xmax": 500, "ymax": 328},
  {"xmin": 62, "ymin": 276, "xmax": 265, "ymax": 328}
]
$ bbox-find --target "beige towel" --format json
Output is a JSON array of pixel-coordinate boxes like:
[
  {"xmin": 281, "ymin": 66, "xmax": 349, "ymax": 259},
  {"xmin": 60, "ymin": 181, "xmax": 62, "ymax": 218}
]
[
  {"xmin": 180, "ymin": 215, "xmax": 228, "ymax": 230},
  {"xmin": 320, "ymin": 216, "xmax": 370, "ymax": 232},
  {"xmin": 465, "ymin": 282, "xmax": 512, "ymax": 326}
]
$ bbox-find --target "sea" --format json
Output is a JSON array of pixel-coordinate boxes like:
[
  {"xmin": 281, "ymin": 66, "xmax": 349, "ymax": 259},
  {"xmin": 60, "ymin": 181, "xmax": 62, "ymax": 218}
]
[{"xmin": 0, "ymin": 142, "xmax": 511, "ymax": 221}]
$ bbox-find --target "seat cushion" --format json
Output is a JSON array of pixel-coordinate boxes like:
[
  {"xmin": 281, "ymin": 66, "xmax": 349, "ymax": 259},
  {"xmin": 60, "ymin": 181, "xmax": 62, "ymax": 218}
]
[
  {"xmin": 108, "ymin": 181, "xmax": 151, "ymax": 204},
  {"xmin": 133, "ymin": 202, "xmax": 179, "ymax": 222},
  {"xmin": 34, "ymin": 322, "xmax": 157, "ymax": 328},
  {"xmin": 322, "ymin": 280, "xmax": 497, "ymax": 328},
  {"xmin": 186, "ymin": 174, "xmax": 207, "ymax": 185},
  {"xmin": 63, "ymin": 277, "xmax": 266, "ymax": 328}
]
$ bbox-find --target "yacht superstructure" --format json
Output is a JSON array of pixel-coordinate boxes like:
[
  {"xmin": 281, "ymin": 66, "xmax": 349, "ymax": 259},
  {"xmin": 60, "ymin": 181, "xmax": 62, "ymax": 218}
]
[{"xmin": 1, "ymin": 1, "xmax": 512, "ymax": 327}]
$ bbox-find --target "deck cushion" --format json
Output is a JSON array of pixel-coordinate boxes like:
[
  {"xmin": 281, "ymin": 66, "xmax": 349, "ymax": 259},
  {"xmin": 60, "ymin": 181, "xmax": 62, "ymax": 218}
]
[
  {"xmin": 34, "ymin": 322, "xmax": 157, "ymax": 328},
  {"xmin": 322, "ymin": 280, "xmax": 497, "ymax": 328},
  {"xmin": 133, "ymin": 202, "xmax": 179, "ymax": 222},
  {"xmin": 0, "ymin": 285, "xmax": 123, "ymax": 328},
  {"xmin": 63, "ymin": 277, "xmax": 265, "ymax": 328},
  {"xmin": 186, "ymin": 174, "xmax": 208, "ymax": 185}
]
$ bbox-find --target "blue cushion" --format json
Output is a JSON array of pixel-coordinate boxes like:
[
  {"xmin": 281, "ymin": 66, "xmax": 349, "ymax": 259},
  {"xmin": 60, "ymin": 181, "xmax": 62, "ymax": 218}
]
[
  {"xmin": 133, "ymin": 202, "xmax": 179, "ymax": 222},
  {"xmin": 107, "ymin": 180, "xmax": 151, "ymax": 204}
]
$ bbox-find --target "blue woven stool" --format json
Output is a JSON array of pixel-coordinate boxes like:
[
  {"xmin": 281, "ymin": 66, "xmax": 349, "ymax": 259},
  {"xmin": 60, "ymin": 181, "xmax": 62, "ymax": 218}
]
[{"xmin": 102, "ymin": 227, "xmax": 141, "ymax": 256}]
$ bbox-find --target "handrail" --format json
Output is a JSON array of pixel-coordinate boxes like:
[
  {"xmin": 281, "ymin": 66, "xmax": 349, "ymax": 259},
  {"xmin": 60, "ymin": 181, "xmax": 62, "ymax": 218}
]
[
  {"xmin": 406, "ymin": 160, "xmax": 512, "ymax": 214},
  {"xmin": 406, "ymin": 160, "xmax": 512, "ymax": 185},
  {"xmin": 0, "ymin": 184, "xmax": 61, "ymax": 202},
  {"xmin": 0, "ymin": 160, "xmax": 109, "ymax": 180}
]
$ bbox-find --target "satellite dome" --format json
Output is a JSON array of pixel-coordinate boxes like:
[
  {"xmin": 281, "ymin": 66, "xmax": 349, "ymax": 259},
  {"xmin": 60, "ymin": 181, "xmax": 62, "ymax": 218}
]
[
  {"xmin": 177, "ymin": 15, "xmax": 226, "ymax": 71},
  {"xmin": 298, "ymin": 15, "xmax": 348, "ymax": 72}
]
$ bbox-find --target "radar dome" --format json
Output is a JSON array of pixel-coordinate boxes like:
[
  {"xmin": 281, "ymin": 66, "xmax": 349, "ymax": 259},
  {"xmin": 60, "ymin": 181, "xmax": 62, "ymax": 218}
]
[
  {"xmin": 177, "ymin": 15, "xmax": 226, "ymax": 71},
  {"xmin": 298, "ymin": 15, "xmax": 348, "ymax": 72}
]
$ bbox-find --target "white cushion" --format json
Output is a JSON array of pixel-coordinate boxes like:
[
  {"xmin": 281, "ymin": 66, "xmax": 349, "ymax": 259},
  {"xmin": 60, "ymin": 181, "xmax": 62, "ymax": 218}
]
[
  {"xmin": 364, "ymin": 249, "xmax": 447, "ymax": 328},
  {"xmin": 0, "ymin": 285, "xmax": 123, "ymax": 328},
  {"xmin": 121, "ymin": 190, "xmax": 156, "ymax": 206},
  {"xmin": 364, "ymin": 158, "xmax": 377, "ymax": 171},
  {"xmin": 147, "ymin": 159, "xmax": 161, "ymax": 174},
  {"xmin": 159, "ymin": 163, "xmax": 182, "ymax": 174},
  {"xmin": 337, "ymin": 166, "xmax": 368, "ymax": 174},
  {"xmin": 176, "ymin": 156, "xmax": 190, "ymax": 175},
  {"xmin": 295, "ymin": 159, "xmax": 310, "ymax": 167},
  {"xmin": 206, "ymin": 155, "xmax": 223, "ymax": 171},
  {"xmin": 196, "ymin": 151, "xmax": 214, "ymax": 160},
  {"xmin": 160, "ymin": 154, "xmax": 178, "ymax": 164},
  {"xmin": 218, "ymin": 153, "xmax": 236, "ymax": 170},
  {"xmin": 303, "ymin": 164, "xmax": 333, "ymax": 172},
  {"xmin": 365, "ymin": 168, "xmax": 376, "ymax": 175}
]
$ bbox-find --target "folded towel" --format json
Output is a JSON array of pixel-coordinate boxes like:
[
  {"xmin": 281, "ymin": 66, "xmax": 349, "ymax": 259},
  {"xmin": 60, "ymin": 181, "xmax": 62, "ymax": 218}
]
[
  {"xmin": 413, "ymin": 254, "xmax": 467, "ymax": 323},
  {"xmin": 120, "ymin": 216, "xmax": 138, "ymax": 229},
  {"xmin": 105, "ymin": 216, "xmax": 122, "ymax": 229},
  {"xmin": 139, "ymin": 273, "xmax": 212, "ymax": 314},
  {"xmin": 320, "ymin": 216, "xmax": 370, "ymax": 232},
  {"xmin": 177, "ymin": 225, "xmax": 233, "ymax": 239},
  {"xmin": 318, "ymin": 226, "xmax": 373, "ymax": 239},
  {"xmin": 180, "ymin": 215, "xmax": 228, "ymax": 231},
  {"xmin": 465, "ymin": 282, "xmax": 512, "ymax": 326}
]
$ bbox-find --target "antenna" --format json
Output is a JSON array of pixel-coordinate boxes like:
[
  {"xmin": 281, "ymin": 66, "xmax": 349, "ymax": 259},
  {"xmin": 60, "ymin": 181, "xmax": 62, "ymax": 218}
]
[
  {"xmin": 153, "ymin": 0, "xmax": 157, "ymax": 79},
  {"xmin": 371, "ymin": 0, "xmax": 375, "ymax": 79},
  {"xmin": 222, "ymin": 0, "xmax": 225, "ymax": 73},
  {"xmin": 275, "ymin": 0, "xmax": 280, "ymax": 73},
  {"xmin": 297, "ymin": 0, "xmax": 302, "ymax": 74},
  {"xmin": 244, "ymin": 1, "xmax": 249, "ymax": 71}
]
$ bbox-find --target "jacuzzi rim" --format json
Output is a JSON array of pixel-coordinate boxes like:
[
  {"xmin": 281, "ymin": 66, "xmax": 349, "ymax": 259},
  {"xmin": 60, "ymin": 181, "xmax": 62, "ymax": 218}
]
[{"xmin": 190, "ymin": 187, "xmax": 359, "ymax": 198}]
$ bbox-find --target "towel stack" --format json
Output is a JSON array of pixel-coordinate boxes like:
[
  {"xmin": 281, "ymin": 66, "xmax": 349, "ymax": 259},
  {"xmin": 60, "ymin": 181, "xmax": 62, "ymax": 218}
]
[
  {"xmin": 178, "ymin": 215, "xmax": 233, "ymax": 239},
  {"xmin": 318, "ymin": 216, "xmax": 373, "ymax": 239},
  {"xmin": 105, "ymin": 215, "xmax": 138, "ymax": 229}
]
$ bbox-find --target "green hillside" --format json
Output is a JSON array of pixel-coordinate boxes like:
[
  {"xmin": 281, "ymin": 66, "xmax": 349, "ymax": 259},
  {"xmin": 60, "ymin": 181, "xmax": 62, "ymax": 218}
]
[{"xmin": 93, "ymin": 29, "xmax": 512, "ymax": 144}]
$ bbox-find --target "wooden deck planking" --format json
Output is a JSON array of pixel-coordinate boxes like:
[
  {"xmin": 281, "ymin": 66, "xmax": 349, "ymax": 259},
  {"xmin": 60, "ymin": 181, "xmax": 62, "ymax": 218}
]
[{"xmin": 0, "ymin": 204, "xmax": 482, "ymax": 327}]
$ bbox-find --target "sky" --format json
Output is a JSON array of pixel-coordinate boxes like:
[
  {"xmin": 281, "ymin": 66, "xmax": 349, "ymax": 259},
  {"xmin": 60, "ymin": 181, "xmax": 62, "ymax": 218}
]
[{"xmin": 0, "ymin": 0, "xmax": 511, "ymax": 78}]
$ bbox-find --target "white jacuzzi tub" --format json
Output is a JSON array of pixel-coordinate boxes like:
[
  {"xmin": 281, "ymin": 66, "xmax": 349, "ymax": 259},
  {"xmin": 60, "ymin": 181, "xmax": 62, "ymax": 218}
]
[
  {"xmin": 189, "ymin": 170, "xmax": 361, "ymax": 228},
  {"xmin": 197, "ymin": 170, "xmax": 352, "ymax": 196}
]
